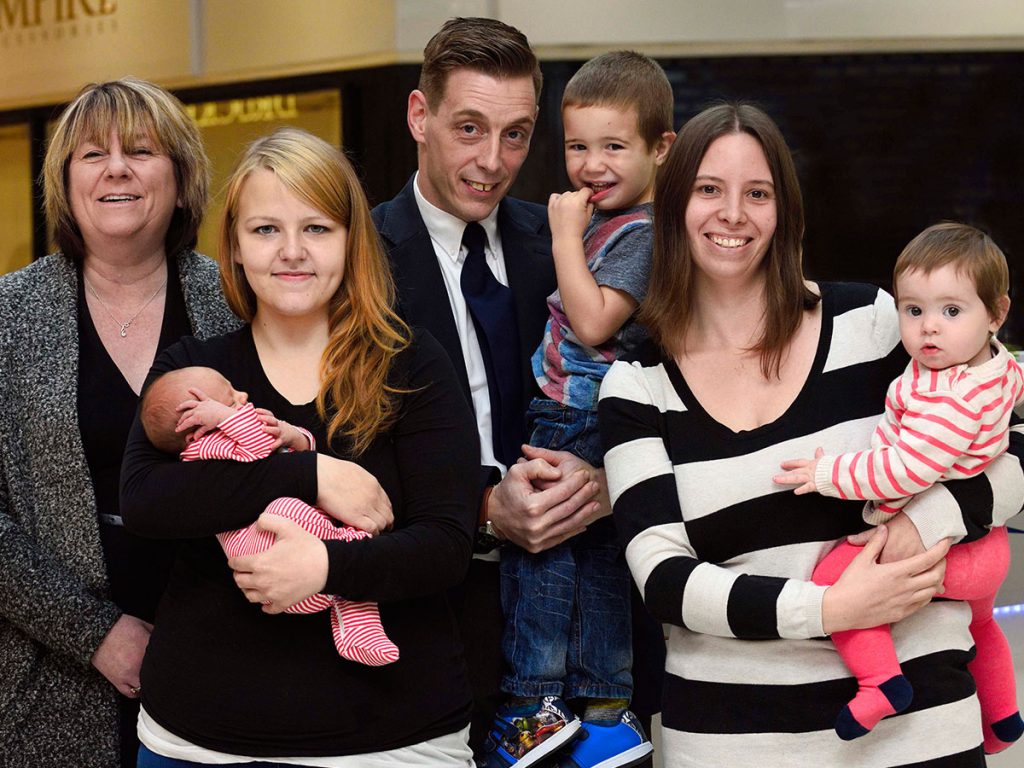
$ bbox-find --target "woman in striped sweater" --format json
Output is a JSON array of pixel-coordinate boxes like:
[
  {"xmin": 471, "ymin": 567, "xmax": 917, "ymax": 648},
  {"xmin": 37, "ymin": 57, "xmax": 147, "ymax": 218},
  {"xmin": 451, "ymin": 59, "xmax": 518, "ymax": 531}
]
[
  {"xmin": 598, "ymin": 103, "xmax": 1024, "ymax": 767},
  {"xmin": 775, "ymin": 222, "xmax": 1024, "ymax": 752}
]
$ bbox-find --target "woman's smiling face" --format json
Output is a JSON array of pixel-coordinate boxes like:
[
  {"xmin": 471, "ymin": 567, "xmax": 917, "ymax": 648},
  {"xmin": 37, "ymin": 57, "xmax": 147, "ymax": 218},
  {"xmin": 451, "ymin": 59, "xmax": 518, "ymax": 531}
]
[
  {"xmin": 685, "ymin": 132, "xmax": 777, "ymax": 287},
  {"xmin": 233, "ymin": 167, "xmax": 347, "ymax": 324},
  {"xmin": 67, "ymin": 129, "xmax": 179, "ymax": 257}
]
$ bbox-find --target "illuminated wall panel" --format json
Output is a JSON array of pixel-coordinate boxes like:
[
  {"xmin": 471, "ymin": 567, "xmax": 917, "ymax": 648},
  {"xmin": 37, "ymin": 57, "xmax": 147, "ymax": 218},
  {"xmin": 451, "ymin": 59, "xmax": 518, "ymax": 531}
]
[{"xmin": 0, "ymin": 123, "xmax": 32, "ymax": 275}]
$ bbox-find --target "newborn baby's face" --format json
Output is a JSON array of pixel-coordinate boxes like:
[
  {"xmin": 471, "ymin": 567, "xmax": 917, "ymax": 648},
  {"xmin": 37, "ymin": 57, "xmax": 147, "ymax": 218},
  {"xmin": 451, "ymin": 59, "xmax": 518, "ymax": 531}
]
[{"xmin": 211, "ymin": 379, "xmax": 249, "ymax": 409}]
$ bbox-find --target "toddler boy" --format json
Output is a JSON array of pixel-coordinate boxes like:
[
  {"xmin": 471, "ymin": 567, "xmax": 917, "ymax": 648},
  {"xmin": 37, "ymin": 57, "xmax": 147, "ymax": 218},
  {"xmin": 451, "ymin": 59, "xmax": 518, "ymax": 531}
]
[{"xmin": 484, "ymin": 51, "xmax": 675, "ymax": 768}]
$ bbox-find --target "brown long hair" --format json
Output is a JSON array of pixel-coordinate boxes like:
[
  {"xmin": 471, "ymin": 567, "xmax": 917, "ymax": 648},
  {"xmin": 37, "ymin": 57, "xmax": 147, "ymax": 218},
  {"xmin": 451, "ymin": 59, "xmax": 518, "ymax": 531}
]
[
  {"xmin": 640, "ymin": 102, "xmax": 819, "ymax": 378},
  {"xmin": 219, "ymin": 127, "xmax": 410, "ymax": 454},
  {"xmin": 42, "ymin": 77, "xmax": 209, "ymax": 260}
]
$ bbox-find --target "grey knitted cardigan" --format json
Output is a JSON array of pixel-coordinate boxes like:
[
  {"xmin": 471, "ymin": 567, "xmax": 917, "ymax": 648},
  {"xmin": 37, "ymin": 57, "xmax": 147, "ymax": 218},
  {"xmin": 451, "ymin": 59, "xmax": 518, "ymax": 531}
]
[{"xmin": 0, "ymin": 251, "xmax": 240, "ymax": 767}]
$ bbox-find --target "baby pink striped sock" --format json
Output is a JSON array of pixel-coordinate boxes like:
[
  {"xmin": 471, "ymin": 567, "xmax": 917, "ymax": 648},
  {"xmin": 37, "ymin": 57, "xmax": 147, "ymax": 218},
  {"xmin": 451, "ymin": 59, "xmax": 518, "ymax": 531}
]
[{"xmin": 330, "ymin": 599, "xmax": 399, "ymax": 666}]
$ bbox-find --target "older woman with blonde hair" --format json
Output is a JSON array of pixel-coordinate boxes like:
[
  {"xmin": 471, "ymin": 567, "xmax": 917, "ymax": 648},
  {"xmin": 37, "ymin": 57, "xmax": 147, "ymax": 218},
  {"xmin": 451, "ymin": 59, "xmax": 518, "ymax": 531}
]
[
  {"xmin": 121, "ymin": 127, "xmax": 479, "ymax": 766},
  {"xmin": 0, "ymin": 78, "xmax": 238, "ymax": 767}
]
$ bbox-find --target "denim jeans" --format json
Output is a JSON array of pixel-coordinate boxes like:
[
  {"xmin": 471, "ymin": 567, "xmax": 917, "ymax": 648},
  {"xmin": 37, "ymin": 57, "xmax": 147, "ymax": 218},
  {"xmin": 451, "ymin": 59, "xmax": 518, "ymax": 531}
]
[
  {"xmin": 524, "ymin": 397, "xmax": 604, "ymax": 468},
  {"xmin": 497, "ymin": 399, "xmax": 633, "ymax": 700}
]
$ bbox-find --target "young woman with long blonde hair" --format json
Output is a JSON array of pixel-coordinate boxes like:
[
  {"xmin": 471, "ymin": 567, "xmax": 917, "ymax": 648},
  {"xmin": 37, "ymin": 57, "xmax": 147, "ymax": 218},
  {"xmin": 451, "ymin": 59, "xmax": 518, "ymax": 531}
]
[{"xmin": 122, "ymin": 127, "xmax": 480, "ymax": 766}]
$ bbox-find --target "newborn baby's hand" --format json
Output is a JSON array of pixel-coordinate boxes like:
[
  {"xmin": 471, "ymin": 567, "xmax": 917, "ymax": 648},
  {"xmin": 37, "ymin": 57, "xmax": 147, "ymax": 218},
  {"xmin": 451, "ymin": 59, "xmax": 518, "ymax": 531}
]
[
  {"xmin": 254, "ymin": 407, "xmax": 282, "ymax": 447},
  {"xmin": 254, "ymin": 408, "xmax": 310, "ymax": 452},
  {"xmin": 175, "ymin": 388, "xmax": 235, "ymax": 442}
]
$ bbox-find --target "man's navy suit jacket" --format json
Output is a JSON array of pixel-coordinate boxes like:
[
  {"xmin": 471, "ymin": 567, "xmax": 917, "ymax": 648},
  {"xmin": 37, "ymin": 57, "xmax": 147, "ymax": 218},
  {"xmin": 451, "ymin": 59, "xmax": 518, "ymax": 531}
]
[
  {"xmin": 372, "ymin": 177, "xmax": 663, "ymax": 750},
  {"xmin": 372, "ymin": 176, "xmax": 556, "ymax": 494}
]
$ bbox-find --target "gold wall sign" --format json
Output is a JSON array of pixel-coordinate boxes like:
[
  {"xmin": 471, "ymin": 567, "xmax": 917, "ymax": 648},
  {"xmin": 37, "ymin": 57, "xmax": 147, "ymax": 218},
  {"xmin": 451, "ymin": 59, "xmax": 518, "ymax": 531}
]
[
  {"xmin": 1, "ymin": 0, "xmax": 117, "ymax": 43},
  {"xmin": 0, "ymin": 3, "xmax": 189, "ymax": 109},
  {"xmin": 1, "ymin": 2, "xmax": 392, "ymax": 110},
  {"xmin": 187, "ymin": 95, "xmax": 299, "ymax": 128}
]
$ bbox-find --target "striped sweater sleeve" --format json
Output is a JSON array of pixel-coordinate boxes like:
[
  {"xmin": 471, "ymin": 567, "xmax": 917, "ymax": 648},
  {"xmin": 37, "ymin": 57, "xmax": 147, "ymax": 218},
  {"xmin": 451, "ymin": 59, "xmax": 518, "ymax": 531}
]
[
  {"xmin": 902, "ymin": 422, "xmax": 1024, "ymax": 546},
  {"xmin": 599, "ymin": 359, "xmax": 826, "ymax": 641},
  {"xmin": 814, "ymin": 364, "xmax": 981, "ymax": 514},
  {"xmin": 816, "ymin": 350, "xmax": 1024, "ymax": 539}
]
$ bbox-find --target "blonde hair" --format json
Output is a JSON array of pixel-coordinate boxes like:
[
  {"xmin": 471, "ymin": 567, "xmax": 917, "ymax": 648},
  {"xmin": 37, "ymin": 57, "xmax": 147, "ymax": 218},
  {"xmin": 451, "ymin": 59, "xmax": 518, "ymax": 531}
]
[
  {"xmin": 219, "ymin": 127, "xmax": 410, "ymax": 454},
  {"xmin": 42, "ymin": 77, "xmax": 209, "ymax": 260}
]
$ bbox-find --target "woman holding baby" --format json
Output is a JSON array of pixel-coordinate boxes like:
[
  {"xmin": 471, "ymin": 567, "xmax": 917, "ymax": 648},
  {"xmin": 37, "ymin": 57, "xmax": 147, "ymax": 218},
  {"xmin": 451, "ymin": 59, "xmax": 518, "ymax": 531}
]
[
  {"xmin": 598, "ymin": 102, "xmax": 1024, "ymax": 766},
  {"xmin": 120, "ymin": 127, "xmax": 479, "ymax": 766}
]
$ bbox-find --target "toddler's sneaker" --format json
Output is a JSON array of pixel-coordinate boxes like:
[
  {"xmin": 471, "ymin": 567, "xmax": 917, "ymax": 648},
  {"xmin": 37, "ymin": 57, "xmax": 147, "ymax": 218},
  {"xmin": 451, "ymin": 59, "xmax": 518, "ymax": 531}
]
[
  {"xmin": 480, "ymin": 695, "xmax": 581, "ymax": 767},
  {"xmin": 557, "ymin": 710, "xmax": 653, "ymax": 768}
]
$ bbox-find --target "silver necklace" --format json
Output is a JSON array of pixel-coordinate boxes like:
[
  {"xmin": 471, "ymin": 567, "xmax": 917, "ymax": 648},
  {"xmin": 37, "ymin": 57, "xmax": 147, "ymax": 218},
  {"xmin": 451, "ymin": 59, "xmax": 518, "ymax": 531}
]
[{"xmin": 84, "ymin": 275, "xmax": 168, "ymax": 338}]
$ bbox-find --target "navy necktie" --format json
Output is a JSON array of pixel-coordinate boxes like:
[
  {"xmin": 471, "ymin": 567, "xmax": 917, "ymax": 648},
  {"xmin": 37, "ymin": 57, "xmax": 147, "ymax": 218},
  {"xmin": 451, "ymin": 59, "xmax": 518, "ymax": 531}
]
[{"xmin": 460, "ymin": 222, "xmax": 523, "ymax": 466}]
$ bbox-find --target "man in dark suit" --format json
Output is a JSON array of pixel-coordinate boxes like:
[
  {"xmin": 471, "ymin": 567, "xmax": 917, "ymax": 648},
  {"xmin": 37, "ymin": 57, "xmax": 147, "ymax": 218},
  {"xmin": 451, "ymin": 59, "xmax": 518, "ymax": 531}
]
[{"xmin": 371, "ymin": 17, "xmax": 608, "ymax": 758}]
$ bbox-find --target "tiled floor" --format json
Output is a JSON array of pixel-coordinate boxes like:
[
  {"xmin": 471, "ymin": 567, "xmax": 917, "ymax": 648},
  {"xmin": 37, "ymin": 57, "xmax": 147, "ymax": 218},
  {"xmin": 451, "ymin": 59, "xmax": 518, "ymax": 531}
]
[{"xmin": 651, "ymin": 515, "xmax": 1024, "ymax": 767}]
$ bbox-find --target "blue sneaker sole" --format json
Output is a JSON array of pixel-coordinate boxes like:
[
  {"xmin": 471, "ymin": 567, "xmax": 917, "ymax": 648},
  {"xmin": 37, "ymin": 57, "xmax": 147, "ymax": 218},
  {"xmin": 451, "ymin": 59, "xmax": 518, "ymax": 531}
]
[{"xmin": 571, "ymin": 741, "xmax": 653, "ymax": 768}]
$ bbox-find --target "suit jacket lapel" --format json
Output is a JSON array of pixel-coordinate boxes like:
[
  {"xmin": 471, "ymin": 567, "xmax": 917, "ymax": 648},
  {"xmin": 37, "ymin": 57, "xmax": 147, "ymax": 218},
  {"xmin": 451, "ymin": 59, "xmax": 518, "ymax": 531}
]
[
  {"xmin": 376, "ymin": 179, "xmax": 555, "ymax": 407},
  {"xmin": 377, "ymin": 178, "xmax": 472, "ymax": 399}
]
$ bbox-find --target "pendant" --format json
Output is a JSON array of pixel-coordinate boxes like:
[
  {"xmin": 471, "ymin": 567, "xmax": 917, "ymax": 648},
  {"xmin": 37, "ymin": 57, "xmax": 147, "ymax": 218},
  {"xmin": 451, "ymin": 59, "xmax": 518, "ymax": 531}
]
[{"xmin": 119, "ymin": 323, "xmax": 130, "ymax": 338}]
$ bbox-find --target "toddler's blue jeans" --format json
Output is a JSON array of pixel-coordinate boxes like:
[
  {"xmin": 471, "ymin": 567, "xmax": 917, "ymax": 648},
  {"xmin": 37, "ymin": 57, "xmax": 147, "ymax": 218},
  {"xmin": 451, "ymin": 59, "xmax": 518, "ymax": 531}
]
[{"xmin": 498, "ymin": 398, "xmax": 633, "ymax": 701}]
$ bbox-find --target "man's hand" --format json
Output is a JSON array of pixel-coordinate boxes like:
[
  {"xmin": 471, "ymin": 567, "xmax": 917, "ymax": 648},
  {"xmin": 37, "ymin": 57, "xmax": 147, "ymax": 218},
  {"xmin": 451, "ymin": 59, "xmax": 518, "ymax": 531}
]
[
  {"xmin": 229, "ymin": 513, "xmax": 329, "ymax": 613},
  {"xmin": 488, "ymin": 446, "xmax": 601, "ymax": 553},
  {"xmin": 520, "ymin": 445, "xmax": 610, "ymax": 521},
  {"xmin": 91, "ymin": 614, "xmax": 153, "ymax": 698}
]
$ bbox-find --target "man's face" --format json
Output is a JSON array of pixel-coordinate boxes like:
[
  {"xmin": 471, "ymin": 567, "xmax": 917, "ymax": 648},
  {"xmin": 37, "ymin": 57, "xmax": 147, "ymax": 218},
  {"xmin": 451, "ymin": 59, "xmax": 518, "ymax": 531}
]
[{"xmin": 409, "ymin": 69, "xmax": 537, "ymax": 222}]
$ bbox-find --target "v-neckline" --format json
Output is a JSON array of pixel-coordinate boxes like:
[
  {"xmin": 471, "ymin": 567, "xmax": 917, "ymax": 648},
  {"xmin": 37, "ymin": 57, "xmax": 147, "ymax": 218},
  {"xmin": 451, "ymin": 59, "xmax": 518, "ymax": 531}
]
[
  {"xmin": 77, "ymin": 258, "xmax": 179, "ymax": 398},
  {"xmin": 662, "ymin": 284, "xmax": 834, "ymax": 442},
  {"xmin": 243, "ymin": 325, "xmax": 318, "ymax": 410}
]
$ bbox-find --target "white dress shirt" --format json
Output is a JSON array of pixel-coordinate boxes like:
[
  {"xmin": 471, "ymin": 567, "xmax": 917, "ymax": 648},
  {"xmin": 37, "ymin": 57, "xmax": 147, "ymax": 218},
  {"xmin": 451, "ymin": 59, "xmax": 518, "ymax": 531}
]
[{"xmin": 413, "ymin": 172, "xmax": 508, "ymax": 476}]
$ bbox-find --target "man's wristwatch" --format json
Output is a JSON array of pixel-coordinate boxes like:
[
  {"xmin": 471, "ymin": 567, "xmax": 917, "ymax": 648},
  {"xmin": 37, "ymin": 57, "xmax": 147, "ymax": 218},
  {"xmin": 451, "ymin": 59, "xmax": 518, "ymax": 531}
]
[
  {"xmin": 473, "ymin": 485, "xmax": 504, "ymax": 554},
  {"xmin": 474, "ymin": 519, "xmax": 504, "ymax": 554}
]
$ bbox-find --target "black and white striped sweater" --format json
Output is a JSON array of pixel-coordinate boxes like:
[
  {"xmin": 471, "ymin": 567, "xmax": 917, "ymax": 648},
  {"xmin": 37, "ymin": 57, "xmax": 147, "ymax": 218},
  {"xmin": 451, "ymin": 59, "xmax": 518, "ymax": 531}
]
[{"xmin": 599, "ymin": 282, "xmax": 1024, "ymax": 768}]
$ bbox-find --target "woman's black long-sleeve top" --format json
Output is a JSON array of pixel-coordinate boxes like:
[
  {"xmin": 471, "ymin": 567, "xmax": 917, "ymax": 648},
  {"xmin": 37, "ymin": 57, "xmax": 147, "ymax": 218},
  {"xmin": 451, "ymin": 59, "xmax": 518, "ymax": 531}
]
[{"xmin": 120, "ymin": 325, "xmax": 479, "ymax": 757}]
